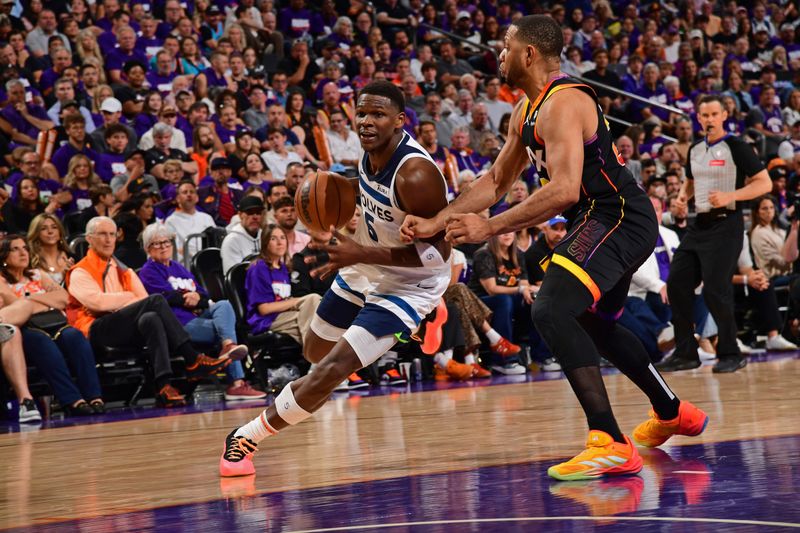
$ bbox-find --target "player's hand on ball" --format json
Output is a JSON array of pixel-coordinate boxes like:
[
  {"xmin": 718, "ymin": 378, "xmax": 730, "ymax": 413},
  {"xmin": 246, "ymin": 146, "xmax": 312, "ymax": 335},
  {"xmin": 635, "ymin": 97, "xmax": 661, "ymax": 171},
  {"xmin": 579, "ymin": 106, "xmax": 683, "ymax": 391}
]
[
  {"xmin": 309, "ymin": 227, "xmax": 363, "ymax": 279},
  {"xmin": 400, "ymin": 214, "xmax": 440, "ymax": 243},
  {"xmin": 444, "ymin": 213, "xmax": 492, "ymax": 244}
]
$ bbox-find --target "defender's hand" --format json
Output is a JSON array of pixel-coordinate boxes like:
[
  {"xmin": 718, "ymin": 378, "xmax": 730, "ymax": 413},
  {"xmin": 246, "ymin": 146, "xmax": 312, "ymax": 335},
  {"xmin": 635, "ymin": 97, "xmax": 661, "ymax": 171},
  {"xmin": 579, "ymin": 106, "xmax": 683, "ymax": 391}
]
[{"xmin": 444, "ymin": 213, "xmax": 492, "ymax": 244}]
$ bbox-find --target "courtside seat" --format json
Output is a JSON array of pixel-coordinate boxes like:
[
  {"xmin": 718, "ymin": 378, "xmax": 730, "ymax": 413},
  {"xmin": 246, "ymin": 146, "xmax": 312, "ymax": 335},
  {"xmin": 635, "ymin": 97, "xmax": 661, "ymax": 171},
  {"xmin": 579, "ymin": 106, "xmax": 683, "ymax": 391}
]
[{"xmin": 191, "ymin": 248, "xmax": 226, "ymax": 302}]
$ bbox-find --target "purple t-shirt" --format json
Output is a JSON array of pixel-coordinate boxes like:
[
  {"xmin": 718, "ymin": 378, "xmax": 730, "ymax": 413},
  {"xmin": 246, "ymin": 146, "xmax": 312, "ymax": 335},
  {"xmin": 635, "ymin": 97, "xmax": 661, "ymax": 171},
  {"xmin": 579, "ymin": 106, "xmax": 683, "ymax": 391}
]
[
  {"xmin": 97, "ymin": 152, "xmax": 127, "ymax": 183},
  {"xmin": 10, "ymin": 177, "xmax": 63, "ymax": 201},
  {"xmin": 245, "ymin": 260, "xmax": 292, "ymax": 334},
  {"xmin": 0, "ymin": 103, "xmax": 50, "ymax": 140},
  {"xmin": 146, "ymin": 71, "xmax": 177, "ymax": 95},
  {"xmin": 51, "ymin": 143, "xmax": 100, "ymax": 177},
  {"xmin": 64, "ymin": 188, "xmax": 92, "ymax": 213},
  {"xmin": 202, "ymin": 68, "xmax": 229, "ymax": 88},
  {"xmin": 139, "ymin": 259, "xmax": 209, "ymax": 325},
  {"xmin": 106, "ymin": 48, "xmax": 149, "ymax": 72}
]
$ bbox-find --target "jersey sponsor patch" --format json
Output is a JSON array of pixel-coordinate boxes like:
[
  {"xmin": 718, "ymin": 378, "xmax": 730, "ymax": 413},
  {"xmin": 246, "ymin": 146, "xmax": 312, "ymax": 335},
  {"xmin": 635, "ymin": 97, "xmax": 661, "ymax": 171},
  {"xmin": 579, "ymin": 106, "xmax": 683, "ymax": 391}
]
[{"xmin": 709, "ymin": 160, "xmax": 726, "ymax": 166}]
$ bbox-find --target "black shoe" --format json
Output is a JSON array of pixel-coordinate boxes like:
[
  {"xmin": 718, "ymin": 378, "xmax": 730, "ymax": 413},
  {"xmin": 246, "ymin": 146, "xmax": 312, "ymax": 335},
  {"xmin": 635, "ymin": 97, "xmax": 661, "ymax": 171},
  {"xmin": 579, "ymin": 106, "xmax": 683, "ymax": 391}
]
[
  {"xmin": 712, "ymin": 355, "xmax": 747, "ymax": 374},
  {"xmin": 89, "ymin": 399, "xmax": 106, "ymax": 414},
  {"xmin": 64, "ymin": 400, "xmax": 94, "ymax": 417},
  {"xmin": 655, "ymin": 355, "xmax": 702, "ymax": 372}
]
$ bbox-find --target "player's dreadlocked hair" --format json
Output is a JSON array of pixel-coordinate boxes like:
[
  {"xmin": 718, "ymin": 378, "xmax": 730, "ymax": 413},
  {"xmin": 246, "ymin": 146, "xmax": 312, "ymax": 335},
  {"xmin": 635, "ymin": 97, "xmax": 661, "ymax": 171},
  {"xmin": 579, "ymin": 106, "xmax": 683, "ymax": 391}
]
[
  {"xmin": 358, "ymin": 80, "xmax": 406, "ymax": 113},
  {"xmin": 512, "ymin": 15, "xmax": 564, "ymax": 59}
]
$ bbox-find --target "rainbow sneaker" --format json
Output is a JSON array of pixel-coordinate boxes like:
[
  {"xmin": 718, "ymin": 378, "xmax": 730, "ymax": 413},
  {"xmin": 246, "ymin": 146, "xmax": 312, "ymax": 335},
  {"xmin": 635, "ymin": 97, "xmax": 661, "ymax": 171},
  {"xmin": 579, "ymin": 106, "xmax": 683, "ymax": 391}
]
[
  {"xmin": 632, "ymin": 400, "xmax": 709, "ymax": 448},
  {"xmin": 547, "ymin": 431, "xmax": 643, "ymax": 481},
  {"xmin": 220, "ymin": 430, "xmax": 258, "ymax": 477}
]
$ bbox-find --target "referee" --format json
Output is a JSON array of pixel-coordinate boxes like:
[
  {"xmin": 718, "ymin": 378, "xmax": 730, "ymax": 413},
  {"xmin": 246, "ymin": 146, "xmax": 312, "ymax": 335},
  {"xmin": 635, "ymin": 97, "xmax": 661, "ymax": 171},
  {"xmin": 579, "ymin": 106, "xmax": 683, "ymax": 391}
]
[{"xmin": 658, "ymin": 95, "xmax": 771, "ymax": 374}]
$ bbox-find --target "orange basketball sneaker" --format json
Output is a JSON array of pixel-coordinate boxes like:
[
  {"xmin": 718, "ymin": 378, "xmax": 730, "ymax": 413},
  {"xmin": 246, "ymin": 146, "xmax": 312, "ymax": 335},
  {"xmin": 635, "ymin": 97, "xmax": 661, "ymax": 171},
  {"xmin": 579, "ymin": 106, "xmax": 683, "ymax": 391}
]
[
  {"xmin": 547, "ymin": 430, "xmax": 643, "ymax": 481},
  {"xmin": 220, "ymin": 430, "xmax": 258, "ymax": 477},
  {"xmin": 421, "ymin": 300, "xmax": 448, "ymax": 355},
  {"xmin": 632, "ymin": 400, "xmax": 709, "ymax": 448}
]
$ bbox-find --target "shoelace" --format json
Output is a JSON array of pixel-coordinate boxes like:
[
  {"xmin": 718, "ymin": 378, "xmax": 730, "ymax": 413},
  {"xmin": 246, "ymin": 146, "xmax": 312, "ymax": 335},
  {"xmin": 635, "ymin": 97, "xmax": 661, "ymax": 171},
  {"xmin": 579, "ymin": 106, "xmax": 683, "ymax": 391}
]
[{"xmin": 225, "ymin": 436, "xmax": 258, "ymax": 461}]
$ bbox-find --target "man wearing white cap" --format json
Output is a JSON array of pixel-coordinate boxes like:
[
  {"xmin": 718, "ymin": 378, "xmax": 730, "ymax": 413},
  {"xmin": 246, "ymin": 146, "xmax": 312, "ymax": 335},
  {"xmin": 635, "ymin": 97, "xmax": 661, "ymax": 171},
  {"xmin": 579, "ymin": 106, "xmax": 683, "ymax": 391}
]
[{"xmin": 90, "ymin": 97, "xmax": 138, "ymax": 154}]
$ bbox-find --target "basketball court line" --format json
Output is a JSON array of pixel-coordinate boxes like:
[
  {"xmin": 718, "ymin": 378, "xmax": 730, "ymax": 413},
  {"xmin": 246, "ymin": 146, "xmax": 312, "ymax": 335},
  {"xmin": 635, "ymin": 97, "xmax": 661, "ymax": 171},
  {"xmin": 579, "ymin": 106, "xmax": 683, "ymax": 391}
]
[{"xmin": 290, "ymin": 516, "xmax": 800, "ymax": 532}]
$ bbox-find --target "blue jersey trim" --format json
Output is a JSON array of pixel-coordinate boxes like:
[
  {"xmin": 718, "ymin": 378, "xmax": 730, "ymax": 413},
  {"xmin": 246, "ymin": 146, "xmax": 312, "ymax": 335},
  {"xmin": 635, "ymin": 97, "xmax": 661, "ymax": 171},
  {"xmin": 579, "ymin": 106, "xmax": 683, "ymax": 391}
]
[
  {"xmin": 374, "ymin": 293, "xmax": 421, "ymax": 325},
  {"xmin": 335, "ymin": 274, "xmax": 366, "ymax": 301},
  {"xmin": 359, "ymin": 177, "xmax": 392, "ymax": 206}
]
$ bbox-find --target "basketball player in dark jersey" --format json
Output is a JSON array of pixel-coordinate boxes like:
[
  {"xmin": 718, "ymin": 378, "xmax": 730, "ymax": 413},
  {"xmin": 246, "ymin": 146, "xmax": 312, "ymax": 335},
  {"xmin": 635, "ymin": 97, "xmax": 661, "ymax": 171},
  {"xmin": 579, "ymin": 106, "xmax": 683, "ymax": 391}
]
[{"xmin": 402, "ymin": 15, "xmax": 708, "ymax": 481}]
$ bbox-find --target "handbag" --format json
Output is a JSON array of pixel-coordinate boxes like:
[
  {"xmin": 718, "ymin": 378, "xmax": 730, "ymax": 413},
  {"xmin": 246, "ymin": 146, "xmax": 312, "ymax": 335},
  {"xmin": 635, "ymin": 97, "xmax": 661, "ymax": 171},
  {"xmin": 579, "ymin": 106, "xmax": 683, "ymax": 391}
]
[{"xmin": 26, "ymin": 309, "xmax": 68, "ymax": 336}]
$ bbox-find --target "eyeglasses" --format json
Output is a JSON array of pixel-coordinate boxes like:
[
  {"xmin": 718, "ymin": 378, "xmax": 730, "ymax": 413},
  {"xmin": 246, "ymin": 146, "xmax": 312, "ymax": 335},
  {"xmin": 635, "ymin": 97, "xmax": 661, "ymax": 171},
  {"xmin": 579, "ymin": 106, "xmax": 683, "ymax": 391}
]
[{"xmin": 149, "ymin": 240, "xmax": 173, "ymax": 249}]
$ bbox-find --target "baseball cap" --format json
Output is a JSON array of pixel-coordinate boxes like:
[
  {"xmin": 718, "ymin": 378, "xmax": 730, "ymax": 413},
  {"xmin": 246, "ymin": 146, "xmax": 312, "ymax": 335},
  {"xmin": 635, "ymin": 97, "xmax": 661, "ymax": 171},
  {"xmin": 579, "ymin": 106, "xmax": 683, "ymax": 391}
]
[
  {"xmin": 689, "ymin": 29, "xmax": 704, "ymax": 40},
  {"xmin": 206, "ymin": 5, "xmax": 222, "ymax": 15},
  {"xmin": 61, "ymin": 99, "xmax": 80, "ymax": 110},
  {"xmin": 770, "ymin": 167, "xmax": 788, "ymax": 180},
  {"xmin": 457, "ymin": 10, "xmax": 471, "ymax": 20},
  {"xmin": 547, "ymin": 215, "xmax": 568, "ymax": 226},
  {"xmin": 210, "ymin": 157, "xmax": 232, "ymax": 170},
  {"xmin": 781, "ymin": 23, "xmax": 795, "ymax": 32},
  {"xmin": 235, "ymin": 128, "xmax": 253, "ymax": 141},
  {"xmin": 238, "ymin": 196, "xmax": 266, "ymax": 213},
  {"xmin": 767, "ymin": 158, "xmax": 787, "ymax": 171},
  {"xmin": 100, "ymin": 97, "xmax": 122, "ymax": 113},
  {"xmin": 125, "ymin": 149, "xmax": 146, "ymax": 161},
  {"xmin": 698, "ymin": 69, "xmax": 713, "ymax": 79}
]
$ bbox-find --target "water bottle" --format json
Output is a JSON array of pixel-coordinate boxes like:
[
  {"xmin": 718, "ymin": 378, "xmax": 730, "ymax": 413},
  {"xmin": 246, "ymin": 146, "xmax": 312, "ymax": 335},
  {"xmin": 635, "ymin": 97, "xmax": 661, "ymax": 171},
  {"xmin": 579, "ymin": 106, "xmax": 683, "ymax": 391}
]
[{"xmin": 412, "ymin": 358, "xmax": 423, "ymax": 382}]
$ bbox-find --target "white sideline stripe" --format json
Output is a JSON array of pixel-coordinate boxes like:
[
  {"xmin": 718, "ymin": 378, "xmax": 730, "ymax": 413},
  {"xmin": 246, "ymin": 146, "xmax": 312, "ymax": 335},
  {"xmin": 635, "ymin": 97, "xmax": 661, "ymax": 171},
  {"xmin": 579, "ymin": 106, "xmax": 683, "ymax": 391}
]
[{"xmin": 291, "ymin": 516, "xmax": 800, "ymax": 532}]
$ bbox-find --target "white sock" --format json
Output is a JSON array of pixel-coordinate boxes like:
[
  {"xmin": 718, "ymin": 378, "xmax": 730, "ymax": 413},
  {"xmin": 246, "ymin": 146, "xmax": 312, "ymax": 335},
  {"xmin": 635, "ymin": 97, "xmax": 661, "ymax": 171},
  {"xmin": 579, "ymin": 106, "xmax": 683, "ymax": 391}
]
[
  {"xmin": 464, "ymin": 353, "xmax": 476, "ymax": 365},
  {"xmin": 434, "ymin": 349, "xmax": 454, "ymax": 368},
  {"xmin": 235, "ymin": 411, "xmax": 278, "ymax": 443},
  {"xmin": 486, "ymin": 329, "xmax": 502, "ymax": 345}
]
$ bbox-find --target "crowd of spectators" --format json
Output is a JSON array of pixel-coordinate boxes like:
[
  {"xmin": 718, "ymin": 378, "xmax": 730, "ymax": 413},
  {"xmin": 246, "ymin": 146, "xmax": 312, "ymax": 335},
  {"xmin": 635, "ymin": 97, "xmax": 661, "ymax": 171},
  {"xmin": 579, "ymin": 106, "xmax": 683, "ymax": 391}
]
[{"xmin": 0, "ymin": 0, "xmax": 798, "ymax": 421}]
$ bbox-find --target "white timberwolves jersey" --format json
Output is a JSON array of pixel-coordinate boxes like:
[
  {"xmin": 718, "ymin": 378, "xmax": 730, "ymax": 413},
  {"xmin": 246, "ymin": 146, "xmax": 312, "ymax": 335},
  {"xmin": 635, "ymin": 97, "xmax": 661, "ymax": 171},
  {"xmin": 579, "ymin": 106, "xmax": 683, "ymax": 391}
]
[{"xmin": 354, "ymin": 132, "xmax": 450, "ymax": 285}]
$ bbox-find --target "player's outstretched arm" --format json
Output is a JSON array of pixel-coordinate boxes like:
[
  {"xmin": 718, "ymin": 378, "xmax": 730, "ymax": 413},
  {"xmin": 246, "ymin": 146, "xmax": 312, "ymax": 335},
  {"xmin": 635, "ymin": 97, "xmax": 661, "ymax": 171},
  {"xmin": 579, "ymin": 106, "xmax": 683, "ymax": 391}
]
[
  {"xmin": 310, "ymin": 158, "xmax": 451, "ymax": 279},
  {"xmin": 400, "ymin": 100, "xmax": 529, "ymax": 242},
  {"xmin": 444, "ymin": 90, "xmax": 589, "ymax": 244}
]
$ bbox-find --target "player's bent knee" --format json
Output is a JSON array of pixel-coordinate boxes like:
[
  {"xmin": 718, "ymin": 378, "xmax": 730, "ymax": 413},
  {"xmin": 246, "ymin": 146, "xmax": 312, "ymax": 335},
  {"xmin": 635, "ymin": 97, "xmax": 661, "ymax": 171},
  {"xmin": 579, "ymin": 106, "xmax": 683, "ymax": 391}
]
[
  {"xmin": 312, "ymin": 343, "xmax": 363, "ymax": 388},
  {"xmin": 303, "ymin": 330, "xmax": 336, "ymax": 364},
  {"xmin": 342, "ymin": 326, "xmax": 398, "ymax": 368}
]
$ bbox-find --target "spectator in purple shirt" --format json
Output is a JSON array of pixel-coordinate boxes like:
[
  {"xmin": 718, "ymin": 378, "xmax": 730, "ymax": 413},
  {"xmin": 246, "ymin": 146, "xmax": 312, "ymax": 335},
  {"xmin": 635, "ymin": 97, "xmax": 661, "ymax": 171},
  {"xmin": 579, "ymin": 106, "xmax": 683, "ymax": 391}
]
[
  {"xmin": 38, "ymin": 47, "xmax": 73, "ymax": 98},
  {"xmin": 632, "ymin": 63, "xmax": 670, "ymax": 124},
  {"xmin": 1, "ymin": 79, "xmax": 54, "ymax": 147},
  {"xmin": 279, "ymin": 0, "xmax": 323, "ymax": 39},
  {"xmin": 106, "ymin": 26, "xmax": 149, "ymax": 84},
  {"xmin": 146, "ymin": 50, "xmax": 178, "ymax": 97},
  {"xmin": 195, "ymin": 51, "xmax": 234, "ymax": 101},
  {"xmin": 96, "ymin": 124, "xmax": 131, "ymax": 183},
  {"xmin": 244, "ymin": 224, "xmax": 321, "ymax": 343},
  {"xmin": 135, "ymin": 15, "xmax": 164, "ymax": 60},
  {"xmin": 139, "ymin": 223, "xmax": 266, "ymax": 401},
  {"xmin": 50, "ymin": 114, "xmax": 100, "ymax": 177},
  {"xmin": 62, "ymin": 154, "xmax": 102, "ymax": 214}
]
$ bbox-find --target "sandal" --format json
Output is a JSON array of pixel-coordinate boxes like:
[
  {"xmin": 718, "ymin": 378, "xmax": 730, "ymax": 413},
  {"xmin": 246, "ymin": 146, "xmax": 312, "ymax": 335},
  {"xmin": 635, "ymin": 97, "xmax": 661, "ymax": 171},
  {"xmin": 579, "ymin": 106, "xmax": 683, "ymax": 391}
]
[{"xmin": 89, "ymin": 398, "xmax": 106, "ymax": 414}]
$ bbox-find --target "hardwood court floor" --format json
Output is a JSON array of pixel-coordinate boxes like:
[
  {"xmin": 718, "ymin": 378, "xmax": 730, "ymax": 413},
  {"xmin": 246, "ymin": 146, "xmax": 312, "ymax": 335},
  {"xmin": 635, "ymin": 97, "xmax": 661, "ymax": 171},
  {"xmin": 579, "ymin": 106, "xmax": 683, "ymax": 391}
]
[{"xmin": 2, "ymin": 356, "xmax": 800, "ymax": 531}]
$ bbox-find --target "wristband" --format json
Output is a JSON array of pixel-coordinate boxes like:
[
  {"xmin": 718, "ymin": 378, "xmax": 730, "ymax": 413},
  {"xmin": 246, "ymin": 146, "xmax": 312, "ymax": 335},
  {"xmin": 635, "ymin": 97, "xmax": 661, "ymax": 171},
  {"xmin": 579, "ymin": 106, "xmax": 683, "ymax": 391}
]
[
  {"xmin": 743, "ymin": 275, "xmax": 748, "ymax": 287},
  {"xmin": 518, "ymin": 284, "xmax": 526, "ymax": 294},
  {"xmin": 415, "ymin": 241, "xmax": 445, "ymax": 268}
]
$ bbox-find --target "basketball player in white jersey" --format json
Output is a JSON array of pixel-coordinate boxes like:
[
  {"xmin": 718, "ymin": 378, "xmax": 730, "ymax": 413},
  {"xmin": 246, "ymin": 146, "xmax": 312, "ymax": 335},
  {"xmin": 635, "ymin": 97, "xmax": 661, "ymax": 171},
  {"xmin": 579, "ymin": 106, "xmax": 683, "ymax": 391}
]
[{"xmin": 219, "ymin": 81, "xmax": 453, "ymax": 476}]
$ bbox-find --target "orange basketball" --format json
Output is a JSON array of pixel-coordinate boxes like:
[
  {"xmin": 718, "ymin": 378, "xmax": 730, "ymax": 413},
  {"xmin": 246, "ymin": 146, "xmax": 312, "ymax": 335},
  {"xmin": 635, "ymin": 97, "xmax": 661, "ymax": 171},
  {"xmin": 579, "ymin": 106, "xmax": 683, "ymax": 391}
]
[{"xmin": 295, "ymin": 171, "xmax": 357, "ymax": 232}]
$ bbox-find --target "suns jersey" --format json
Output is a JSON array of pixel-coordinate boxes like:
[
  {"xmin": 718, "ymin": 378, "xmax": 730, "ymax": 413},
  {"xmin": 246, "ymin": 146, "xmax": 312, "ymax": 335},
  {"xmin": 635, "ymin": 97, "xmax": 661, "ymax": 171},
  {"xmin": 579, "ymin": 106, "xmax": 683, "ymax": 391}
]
[
  {"xmin": 354, "ymin": 131, "xmax": 450, "ymax": 284},
  {"xmin": 519, "ymin": 75, "xmax": 640, "ymax": 222}
]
